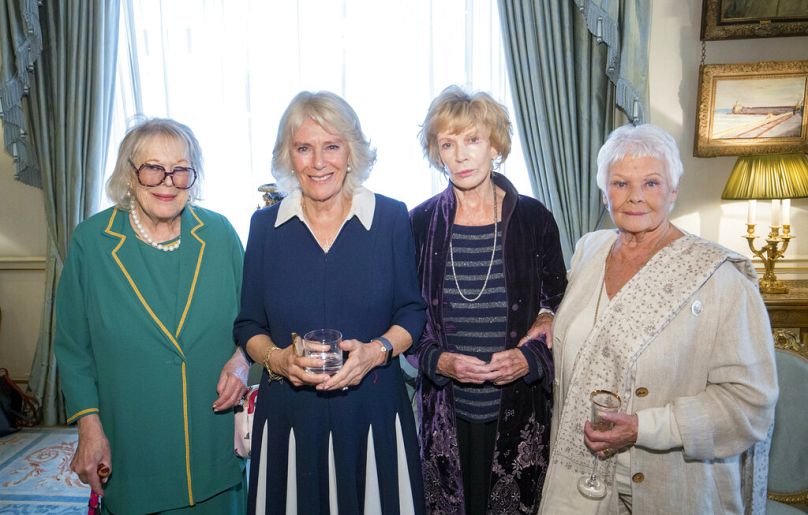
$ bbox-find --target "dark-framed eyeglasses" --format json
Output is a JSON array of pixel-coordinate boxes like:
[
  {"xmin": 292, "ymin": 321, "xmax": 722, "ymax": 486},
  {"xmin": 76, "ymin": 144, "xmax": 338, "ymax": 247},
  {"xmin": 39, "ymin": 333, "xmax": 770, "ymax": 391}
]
[{"xmin": 129, "ymin": 160, "xmax": 197, "ymax": 190}]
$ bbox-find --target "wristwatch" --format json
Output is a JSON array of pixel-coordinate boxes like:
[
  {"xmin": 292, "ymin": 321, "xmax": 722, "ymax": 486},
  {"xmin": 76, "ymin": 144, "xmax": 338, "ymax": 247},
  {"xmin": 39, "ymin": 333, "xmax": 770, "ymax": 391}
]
[{"xmin": 372, "ymin": 336, "xmax": 394, "ymax": 366}]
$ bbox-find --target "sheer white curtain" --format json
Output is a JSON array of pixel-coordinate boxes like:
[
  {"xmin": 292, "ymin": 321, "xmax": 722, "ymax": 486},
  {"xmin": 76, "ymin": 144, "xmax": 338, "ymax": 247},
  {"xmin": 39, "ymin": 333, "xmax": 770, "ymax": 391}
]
[{"xmin": 107, "ymin": 0, "xmax": 531, "ymax": 241}]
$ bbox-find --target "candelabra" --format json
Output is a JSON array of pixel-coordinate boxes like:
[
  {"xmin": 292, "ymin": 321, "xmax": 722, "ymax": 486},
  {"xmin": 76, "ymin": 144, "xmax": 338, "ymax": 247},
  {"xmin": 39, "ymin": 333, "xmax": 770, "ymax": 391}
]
[
  {"xmin": 722, "ymin": 153, "xmax": 808, "ymax": 295},
  {"xmin": 257, "ymin": 183, "xmax": 285, "ymax": 209},
  {"xmin": 744, "ymin": 223, "xmax": 793, "ymax": 293}
]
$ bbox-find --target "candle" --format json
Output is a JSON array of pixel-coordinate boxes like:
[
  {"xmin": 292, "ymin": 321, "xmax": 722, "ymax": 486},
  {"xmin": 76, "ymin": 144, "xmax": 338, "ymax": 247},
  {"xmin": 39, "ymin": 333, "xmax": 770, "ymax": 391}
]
[
  {"xmin": 747, "ymin": 199, "xmax": 757, "ymax": 225},
  {"xmin": 782, "ymin": 198, "xmax": 791, "ymax": 226},
  {"xmin": 771, "ymin": 199, "xmax": 781, "ymax": 227}
]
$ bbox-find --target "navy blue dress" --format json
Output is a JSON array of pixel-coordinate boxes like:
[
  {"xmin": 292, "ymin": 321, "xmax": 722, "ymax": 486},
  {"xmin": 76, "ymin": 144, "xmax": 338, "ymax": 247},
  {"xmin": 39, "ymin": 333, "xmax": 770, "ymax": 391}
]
[{"xmin": 234, "ymin": 194, "xmax": 426, "ymax": 515}]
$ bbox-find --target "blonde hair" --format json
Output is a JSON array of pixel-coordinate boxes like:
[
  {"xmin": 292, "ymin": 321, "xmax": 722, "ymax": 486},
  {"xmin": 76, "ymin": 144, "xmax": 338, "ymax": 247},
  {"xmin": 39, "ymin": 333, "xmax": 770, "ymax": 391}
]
[
  {"xmin": 419, "ymin": 85, "xmax": 512, "ymax": 171},
  {"xmin": 106, "ymin": 118, "xmax": 204, "ymax": 209},
  {"xmin": 271, "ymin": 91, "xmax": 376, "ymax": 195}
]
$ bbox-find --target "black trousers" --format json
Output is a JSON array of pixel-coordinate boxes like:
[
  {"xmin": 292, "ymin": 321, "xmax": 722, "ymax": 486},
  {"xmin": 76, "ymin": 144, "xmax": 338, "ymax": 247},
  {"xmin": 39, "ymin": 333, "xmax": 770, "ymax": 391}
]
[{"xmin": 456, "ymin": 417, "xmax": 498, "ymax": 515}]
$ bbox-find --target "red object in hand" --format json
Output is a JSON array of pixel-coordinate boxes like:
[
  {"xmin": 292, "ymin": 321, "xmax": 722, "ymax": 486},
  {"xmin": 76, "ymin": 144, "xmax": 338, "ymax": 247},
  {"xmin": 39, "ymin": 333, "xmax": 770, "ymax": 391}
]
[
  {"xmin": 88, "ymin": 491, "xmax": 101, "ymax": 514},
  {"xmin": 88, "ymin": 464, "xmax": 109, "ymax": 514}
]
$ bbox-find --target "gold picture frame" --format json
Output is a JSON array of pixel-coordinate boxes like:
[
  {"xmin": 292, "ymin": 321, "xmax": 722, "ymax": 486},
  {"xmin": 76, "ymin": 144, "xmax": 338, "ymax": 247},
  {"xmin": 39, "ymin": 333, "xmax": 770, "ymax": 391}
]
[
  {"xmin": 701, "ymin": 0, "xmax": 808, "ymax": 40},
  {"xmin": 694, "ymin": 61, "xmax": 808, "ymax": 157}
]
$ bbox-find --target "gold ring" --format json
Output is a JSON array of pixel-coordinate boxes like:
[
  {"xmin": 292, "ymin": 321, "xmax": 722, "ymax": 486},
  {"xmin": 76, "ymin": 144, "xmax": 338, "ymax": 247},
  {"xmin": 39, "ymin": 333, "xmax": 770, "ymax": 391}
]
[{"xmin": 603, "ymin": 448, "xmax": 614, "ymax": 458}]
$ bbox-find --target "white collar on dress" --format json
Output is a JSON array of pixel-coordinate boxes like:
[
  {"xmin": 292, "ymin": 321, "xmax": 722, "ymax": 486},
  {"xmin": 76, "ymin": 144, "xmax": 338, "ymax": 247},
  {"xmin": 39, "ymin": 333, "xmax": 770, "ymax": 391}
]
[{"xmin": 274, "ymin": 185, "xmax": 376, "ymax": 231}]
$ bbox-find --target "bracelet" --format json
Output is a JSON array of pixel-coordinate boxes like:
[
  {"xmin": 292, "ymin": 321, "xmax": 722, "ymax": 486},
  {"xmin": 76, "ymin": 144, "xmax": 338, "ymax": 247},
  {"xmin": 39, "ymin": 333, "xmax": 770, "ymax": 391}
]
[
  {"xmin": 262, "ymin": 345, "xmax": 284, "ymax": 382},
  {"xmin": 536, "ymin": 309, "xmax": 554, "ymax": 322}
]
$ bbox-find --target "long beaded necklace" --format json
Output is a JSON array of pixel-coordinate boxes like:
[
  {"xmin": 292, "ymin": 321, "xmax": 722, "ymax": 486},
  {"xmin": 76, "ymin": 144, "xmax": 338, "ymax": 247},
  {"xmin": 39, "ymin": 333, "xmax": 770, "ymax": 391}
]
[
  {"xmin": 129, "ymin": 200, "xmax": 181, "ymax": 252},
  {"xmin": 449, "ymin": 180, "xmax": 497, "ymax": 302}
]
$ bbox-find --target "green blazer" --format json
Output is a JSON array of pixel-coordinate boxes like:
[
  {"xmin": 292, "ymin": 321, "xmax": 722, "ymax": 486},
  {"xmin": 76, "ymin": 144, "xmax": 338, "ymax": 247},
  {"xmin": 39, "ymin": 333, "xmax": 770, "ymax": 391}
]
[{"xmin": 55, "ymin": 205, "xmax": 244, "ymax": 513}]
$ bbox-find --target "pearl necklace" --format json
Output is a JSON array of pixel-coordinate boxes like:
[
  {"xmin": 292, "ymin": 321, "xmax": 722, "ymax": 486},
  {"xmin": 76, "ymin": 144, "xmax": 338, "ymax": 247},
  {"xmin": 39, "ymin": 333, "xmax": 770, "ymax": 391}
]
[
  {"xmin": 449, "ymin": 180, "xmax": 498, "ymax": 302},
  {"xmin": 129, "ymin": 202, "xmax": 181, "ymax": 252}
]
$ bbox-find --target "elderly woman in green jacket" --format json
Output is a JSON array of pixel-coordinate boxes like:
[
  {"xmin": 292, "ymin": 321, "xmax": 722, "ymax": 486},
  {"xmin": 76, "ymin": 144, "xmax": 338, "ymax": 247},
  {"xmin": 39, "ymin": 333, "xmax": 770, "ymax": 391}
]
[{"xmin": 55, "ymin": 118, "xmax": 248, "ymax": 513}]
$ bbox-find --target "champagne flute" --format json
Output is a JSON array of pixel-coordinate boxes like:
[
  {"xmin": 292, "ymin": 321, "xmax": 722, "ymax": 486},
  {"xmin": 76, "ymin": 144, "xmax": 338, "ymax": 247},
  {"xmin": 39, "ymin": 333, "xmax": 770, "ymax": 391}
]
[{"xmin": 577, "ymin": 389, "xmax": 621, "ymax": 499}]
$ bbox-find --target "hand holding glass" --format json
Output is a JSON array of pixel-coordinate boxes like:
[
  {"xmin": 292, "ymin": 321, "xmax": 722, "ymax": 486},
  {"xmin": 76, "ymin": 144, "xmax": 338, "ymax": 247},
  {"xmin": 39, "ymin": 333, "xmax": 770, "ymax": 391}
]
[
  {"xmin": 577, "ymin": 389, "xmax": 621, "ymax": 499},
  {"xmin": 303, "ymin": 329, "xmax": 343, "ymax": 374}
]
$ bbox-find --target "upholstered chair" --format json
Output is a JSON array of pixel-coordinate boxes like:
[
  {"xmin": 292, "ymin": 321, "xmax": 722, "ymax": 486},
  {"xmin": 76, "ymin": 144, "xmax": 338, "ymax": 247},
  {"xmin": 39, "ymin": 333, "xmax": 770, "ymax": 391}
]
[{"xmin": 766, "ymin": 346, "xmax": 808, "ymax": 514}]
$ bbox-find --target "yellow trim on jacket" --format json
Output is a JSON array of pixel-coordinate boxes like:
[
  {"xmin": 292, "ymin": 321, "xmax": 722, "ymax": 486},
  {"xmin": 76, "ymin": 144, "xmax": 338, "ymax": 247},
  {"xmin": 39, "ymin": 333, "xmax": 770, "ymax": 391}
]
[
  {"xmin": 102, "ymin": 206, "xmax": 206, "ymax": 506},
  {"xmin": 66, "ymin": 407, "xmax": 99, "ymax": 424}
]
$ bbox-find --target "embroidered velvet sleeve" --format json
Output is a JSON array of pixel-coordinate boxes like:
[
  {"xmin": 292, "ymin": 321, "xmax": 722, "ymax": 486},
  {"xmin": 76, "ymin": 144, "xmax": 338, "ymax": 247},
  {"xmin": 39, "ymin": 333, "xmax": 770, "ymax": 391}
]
[
  {"xmin": 423, "ymin": 346, "xmax": 450, "ymax": 386},
  {"xmin": 54, "ymin": 227, "xmax": 100, "ymax": 424},
  {"xmin": 518, "ymin": 339, "xmax": 552, "ymax": 389}
]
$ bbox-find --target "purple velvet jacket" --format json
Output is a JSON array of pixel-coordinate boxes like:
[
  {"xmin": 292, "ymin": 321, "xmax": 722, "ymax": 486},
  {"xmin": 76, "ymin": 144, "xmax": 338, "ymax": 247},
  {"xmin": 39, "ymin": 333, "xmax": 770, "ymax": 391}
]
[{"xmin": 408, "ymin": 174, "xmax": 567, "ymax": 514}]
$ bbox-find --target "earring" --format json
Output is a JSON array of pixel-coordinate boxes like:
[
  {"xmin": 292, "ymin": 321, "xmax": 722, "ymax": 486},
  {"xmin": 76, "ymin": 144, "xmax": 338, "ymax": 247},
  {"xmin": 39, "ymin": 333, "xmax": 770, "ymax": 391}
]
[{"xmin": 346, "ymin": 164, "xmax": 352, "ymax": 173}]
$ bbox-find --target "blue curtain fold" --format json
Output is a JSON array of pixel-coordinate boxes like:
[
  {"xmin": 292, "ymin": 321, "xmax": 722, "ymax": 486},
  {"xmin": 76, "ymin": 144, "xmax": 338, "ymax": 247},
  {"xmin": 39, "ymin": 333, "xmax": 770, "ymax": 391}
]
[
  {"xmin": 497, "ymin": 0, "xmax": 649, "ymax": 263},
  {"xmin": 18, "ymin": 0, "xmax": 120, "ymax": 424},
  {"xmin": 0, "ymin": 0, "xmax": 44, "ymax": 187},
  {"xmin": 572, "ymin": 0, "xmax": 650, "ymax": 124}
]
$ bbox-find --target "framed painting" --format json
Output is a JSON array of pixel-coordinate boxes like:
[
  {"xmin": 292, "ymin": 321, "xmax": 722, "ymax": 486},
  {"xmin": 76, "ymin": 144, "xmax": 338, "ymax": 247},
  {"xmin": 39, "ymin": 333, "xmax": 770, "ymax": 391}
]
[
  {"xmin": 694, "ymin": 60, "xmax": 808, "ymax": 157},
  {"xmin": 701, "ymin": 0, "xmax": 808, "ymax": 40}
]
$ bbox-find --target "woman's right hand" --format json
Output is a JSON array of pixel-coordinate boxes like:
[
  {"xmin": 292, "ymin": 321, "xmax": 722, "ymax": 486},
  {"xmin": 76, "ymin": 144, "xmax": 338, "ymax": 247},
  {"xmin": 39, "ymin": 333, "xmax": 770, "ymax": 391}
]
[
  {"xmin": 72, "ymin": 414, "xmax": 111, "ymax": 496},
  {"xmin": 437, "ymin": 352, "xmax": 495, "ymax": 384},
  {"xmin": 268, "ymin": 344, "xmax": 329, "ymax": 388},
  {"xmin": 246, "ymin": 334, "xmax": 329, "ymax": 388}
]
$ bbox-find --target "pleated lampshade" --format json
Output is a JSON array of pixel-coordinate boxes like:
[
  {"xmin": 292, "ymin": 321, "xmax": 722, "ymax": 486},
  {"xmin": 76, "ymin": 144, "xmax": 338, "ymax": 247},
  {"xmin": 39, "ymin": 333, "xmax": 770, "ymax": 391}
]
[{"xmin": 721, "ymin": 154, "xmax": 808, "ymax": 200}]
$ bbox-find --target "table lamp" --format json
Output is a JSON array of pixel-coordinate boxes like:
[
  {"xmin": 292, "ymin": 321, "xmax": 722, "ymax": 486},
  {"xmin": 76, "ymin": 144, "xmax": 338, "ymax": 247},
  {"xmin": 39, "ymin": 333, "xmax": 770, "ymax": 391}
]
[{"xmin": 721, "ymin": 153, "xmax": 808, "ymax": 294}]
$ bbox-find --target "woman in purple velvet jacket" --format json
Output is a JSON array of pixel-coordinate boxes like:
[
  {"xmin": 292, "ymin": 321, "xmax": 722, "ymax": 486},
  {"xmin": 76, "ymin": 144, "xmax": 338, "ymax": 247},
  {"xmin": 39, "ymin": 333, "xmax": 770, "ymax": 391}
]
[{"xmin": 408, "ymin": 85, "xmax": 567, "ymax": 514}]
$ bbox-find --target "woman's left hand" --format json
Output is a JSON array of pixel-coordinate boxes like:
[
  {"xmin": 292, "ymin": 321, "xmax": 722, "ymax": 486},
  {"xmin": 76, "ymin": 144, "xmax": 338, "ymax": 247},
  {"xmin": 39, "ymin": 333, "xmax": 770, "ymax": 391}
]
[
  {"xmin": 583, "ymin": 412, "xmax": 639, "ymax": 458},
  {"xmin": 487, "ymin": 348, "xmax": 529, "ymax": 386},
  {"xmin": 213, "ymin": 348, "xmax": 250, "ymax": 411},
  {"xmin": 518, "ymin": 314, "xmax": 554, "ymax": 349},
  {"xmin": 316, "ymin": 339, "xmax": 382, "ymax": 391}
]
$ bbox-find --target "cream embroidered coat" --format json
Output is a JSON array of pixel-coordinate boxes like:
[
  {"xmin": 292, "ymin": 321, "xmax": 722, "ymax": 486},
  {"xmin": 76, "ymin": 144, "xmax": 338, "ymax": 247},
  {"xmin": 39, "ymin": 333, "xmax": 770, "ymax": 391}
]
[{"xmin": 539, "ymin": 230, "xmax": 778, "ymax": 515}]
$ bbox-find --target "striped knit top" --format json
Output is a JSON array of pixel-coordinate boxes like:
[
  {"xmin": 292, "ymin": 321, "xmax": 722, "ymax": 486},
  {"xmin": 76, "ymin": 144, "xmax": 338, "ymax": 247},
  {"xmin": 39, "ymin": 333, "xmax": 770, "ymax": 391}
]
[{"xmin": 443, "ymin": 223, "xmax": 507, "ymax": 423}]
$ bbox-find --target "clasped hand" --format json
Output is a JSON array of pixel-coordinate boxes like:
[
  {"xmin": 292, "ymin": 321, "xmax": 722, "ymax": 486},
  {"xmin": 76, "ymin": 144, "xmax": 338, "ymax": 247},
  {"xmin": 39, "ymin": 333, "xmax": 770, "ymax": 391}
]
[
  {"xmin": 583, "ymin": 412, "xmax": 639, "ymax": 458},
  {"xmin": 437, "ymin": 349, "xmax": 528, "ymax": 386},
  {"xmin": 272, "ymin": 338, "xmax": 380, "ymax": 390},
  {"xmin": 316, "ymin": 339, "xmax": 382, "ymax": 391}
]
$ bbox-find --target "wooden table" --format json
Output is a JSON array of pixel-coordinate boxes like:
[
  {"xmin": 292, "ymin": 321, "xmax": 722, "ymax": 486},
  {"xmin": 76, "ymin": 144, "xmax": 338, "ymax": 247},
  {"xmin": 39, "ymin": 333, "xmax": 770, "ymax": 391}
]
[{"xmin": 762, "ymin": 280, "xmax": 808, "ymax": 359}]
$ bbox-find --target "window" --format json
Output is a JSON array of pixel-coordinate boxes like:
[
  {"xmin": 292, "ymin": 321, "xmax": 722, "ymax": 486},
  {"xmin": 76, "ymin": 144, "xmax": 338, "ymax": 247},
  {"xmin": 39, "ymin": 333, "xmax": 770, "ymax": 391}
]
[{"xmin": 108, "ymin": 0, "xmax": 532, "ymax": 241}]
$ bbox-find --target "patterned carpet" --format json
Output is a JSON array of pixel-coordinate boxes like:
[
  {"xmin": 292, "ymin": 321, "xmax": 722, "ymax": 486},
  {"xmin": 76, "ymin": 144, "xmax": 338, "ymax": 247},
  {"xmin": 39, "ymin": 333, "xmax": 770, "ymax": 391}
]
[{"xmin": 0, "ymin": 427, "xmax": 89, "ymax": 514}]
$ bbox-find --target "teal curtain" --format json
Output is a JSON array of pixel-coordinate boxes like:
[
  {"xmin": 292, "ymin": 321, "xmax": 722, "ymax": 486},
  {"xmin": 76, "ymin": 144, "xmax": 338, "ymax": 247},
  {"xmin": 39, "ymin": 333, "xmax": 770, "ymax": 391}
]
[
  {"xmin": 498, "ymin": 0, "xmax": 650, "ymax": 263},
  {"xmin": 20, "ymin": 1, "xmax": 120, "ymax": 425},
  {"xmin": 574, "ymin": 0, "xmax": 651, "ymax": 123},
  {"xmin": 0, "ymin": 0, "xmax": 43, "ymax": 187}
]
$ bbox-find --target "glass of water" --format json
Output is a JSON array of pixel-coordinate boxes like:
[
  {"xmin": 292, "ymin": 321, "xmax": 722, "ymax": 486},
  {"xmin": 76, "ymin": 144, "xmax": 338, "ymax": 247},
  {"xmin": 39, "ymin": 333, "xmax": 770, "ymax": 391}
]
[{"xmin": 303, "ymin": 329, "xmax": 343, "ymax": 374}]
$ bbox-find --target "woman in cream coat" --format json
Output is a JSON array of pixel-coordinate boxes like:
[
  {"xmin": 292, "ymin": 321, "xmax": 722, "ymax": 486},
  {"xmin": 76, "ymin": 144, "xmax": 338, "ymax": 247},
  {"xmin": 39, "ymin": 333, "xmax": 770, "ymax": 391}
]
[{"xmin": 539, "ymin": 123, "xmax": 778, "ymax": 514}]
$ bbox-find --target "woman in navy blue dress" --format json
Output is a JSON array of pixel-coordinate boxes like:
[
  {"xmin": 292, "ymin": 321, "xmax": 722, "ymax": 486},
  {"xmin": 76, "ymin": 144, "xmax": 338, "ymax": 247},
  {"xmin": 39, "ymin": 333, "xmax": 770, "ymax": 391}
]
[{"xmin": 234, "ymin": 91, "xmax": 426, "ymax": 514}]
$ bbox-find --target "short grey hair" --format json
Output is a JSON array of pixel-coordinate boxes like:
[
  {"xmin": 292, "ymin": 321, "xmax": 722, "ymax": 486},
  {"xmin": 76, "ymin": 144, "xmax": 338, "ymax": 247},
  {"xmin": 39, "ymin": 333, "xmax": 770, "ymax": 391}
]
[
  {"xmin": 271, "ymin": 91, "xmax": 376, "ymax": 195},
  {"xmin": 106, "ymin": 118, "xmax": 204, "ymax": 210},
  {"xmin": 596, "ymin": 123, "xmax": 683, "ymax": 194}
]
